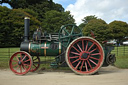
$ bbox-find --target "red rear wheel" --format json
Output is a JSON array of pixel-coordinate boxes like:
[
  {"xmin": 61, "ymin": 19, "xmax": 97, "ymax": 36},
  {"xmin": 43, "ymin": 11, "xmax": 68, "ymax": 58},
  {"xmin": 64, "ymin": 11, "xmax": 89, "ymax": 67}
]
[
  {"xmin": 9, "ymin": 51, "xmax": 32, "ymax": 75},
  {"xmin": 30, "ymin": 56, "xmax": 40, "ymax": 72},
  {"xmin": 65, "ymin": 37, "xmax": 104, "ymax": 75}
]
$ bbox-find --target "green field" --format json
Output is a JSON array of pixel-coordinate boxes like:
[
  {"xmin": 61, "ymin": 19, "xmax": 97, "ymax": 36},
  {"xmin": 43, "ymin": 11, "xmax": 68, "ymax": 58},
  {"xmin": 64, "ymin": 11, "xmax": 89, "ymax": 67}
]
[
  {"xmin": 0, "ymin": 48, "xmax": 20, "ymax": 69},
  {"xmin": 0, "ymin": 46, "xmax": 128, "ymax": 69},
  {"xmin": 111, "ymin": 46, "xmax": 128, "ymax": 56},
  {"xmin": 114, "ymin": 56, "xmax": 128, "ymax": 68},
  {"xmin": 111, "ymin": 46, "xmax": 128, "ymax": 68}
]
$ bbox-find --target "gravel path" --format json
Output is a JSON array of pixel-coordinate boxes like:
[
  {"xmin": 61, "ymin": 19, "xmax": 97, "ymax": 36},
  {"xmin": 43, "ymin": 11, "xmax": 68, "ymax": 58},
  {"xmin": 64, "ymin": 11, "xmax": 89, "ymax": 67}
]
[{"xmin": 0, "ymin": 66, "xmax": 128, "ymax": 85}]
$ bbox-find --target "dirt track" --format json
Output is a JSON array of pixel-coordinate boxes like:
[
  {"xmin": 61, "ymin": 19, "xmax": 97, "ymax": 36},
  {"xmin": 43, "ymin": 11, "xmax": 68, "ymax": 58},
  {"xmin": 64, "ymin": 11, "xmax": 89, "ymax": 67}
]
[{"xmin": 0, "ymin": 66, "xmax": 128, "ymax": 85}]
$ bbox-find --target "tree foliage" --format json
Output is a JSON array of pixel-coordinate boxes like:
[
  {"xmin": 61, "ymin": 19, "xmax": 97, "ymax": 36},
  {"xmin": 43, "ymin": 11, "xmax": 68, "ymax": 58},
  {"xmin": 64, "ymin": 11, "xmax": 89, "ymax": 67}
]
[
  {"xmin": 108, "ymin": 21, "xmax": 128, "ymax": 43},
  {"xmin": 79, "ymin": 15, "xmax": 97, "ymax": 29},
  {"xmin": 0, "ymin": 6, "xmax": 41, "ymax": 47},
  {"xmin": 0, "ymin": 0, "xmax": 64, "ymax": 20},
  {"xmin": 28, "ymin": 0, "xmax": 64, "ymax": 22},
  {"xmin": 81, "ymin": 16, "xmax": 128, "ymax": 43},
  {"xmin": 83, "ymin": 19, "xmax": 109, "ymax": 42},
  {"xmin": 1, "ymin": 0, "xmax": 49, "ymax": 9},
  {"xmin": 42, "ymin": 10, "xmax": 75, "ymax": 33}
]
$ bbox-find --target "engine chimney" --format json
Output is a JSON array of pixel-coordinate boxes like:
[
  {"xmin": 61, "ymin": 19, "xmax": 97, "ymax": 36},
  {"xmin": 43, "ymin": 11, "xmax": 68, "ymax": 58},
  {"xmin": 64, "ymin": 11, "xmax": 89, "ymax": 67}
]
[{"xmin": 24, "ymin": 17, "xmax": 30, "ymax": 42}]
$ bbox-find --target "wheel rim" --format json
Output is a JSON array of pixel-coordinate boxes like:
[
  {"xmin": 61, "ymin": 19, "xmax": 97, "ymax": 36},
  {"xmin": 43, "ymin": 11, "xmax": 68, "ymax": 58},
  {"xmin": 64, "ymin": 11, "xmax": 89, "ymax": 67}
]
[
  {"xmin": 30, "ymin": 56, "xmax": 40, "ymax": 72},
  {"xmin": 66, "ymin": 37, "xmax": 104, "ymax": 75},
  {"xmin": 9, "ymin": 51, "xmax": 32, "ymax": 75}
]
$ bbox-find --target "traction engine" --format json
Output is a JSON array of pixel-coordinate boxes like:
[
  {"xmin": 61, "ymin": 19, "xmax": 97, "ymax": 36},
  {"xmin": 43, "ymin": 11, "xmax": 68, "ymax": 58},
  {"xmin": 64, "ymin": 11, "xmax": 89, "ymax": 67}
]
[{"xmin": 9, "ymin": 17, "xmax": 116, "ymax": 75}]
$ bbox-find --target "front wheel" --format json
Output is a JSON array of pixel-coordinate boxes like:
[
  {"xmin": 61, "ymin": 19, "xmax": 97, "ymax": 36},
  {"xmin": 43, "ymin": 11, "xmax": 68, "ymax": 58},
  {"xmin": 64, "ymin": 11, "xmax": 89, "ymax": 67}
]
[
  {"xmin": 65, "ymin": 36, "xmax": 104, "ymax": 75},
  {"xmin": 9, "ymin": 51, "xmax": 32, "ymax": 75}
]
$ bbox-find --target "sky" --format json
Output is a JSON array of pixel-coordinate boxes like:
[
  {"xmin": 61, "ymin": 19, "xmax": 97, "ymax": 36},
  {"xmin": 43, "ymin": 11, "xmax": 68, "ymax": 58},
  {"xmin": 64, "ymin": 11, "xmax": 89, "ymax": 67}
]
[
  {"xmin": 1, "ymin": 3, "xmax": 12, "ymax": 9},
  {"xmin": 53, "ymin": 0, "xmax": 128, "ymax": 25},
  {"xmin": 53, "ymin": 0, "xmax": 77, "ymax": 9},
  {"xmin": 1, "ymin": 0, "xmax": 128, "ymax": 25}
]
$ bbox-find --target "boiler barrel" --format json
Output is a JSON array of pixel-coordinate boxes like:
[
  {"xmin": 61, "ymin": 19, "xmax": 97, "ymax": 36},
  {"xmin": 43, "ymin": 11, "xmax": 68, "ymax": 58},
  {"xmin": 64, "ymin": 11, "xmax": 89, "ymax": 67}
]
[{"xmin": 20, "ymin": 41, "xmax": 62, "ymax": 56}]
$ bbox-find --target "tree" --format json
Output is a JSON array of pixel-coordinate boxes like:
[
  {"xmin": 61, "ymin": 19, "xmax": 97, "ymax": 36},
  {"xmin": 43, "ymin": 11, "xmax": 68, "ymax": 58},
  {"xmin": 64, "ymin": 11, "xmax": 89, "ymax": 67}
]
[
  {"xmin": 0, "ymin": 6, "xmax": 11, "ymax": 47},
  {"xmin": 0, "ymin": 0, "xmax": 46, "ymax": 9},
  {"xmin": 108, "ymin": 20, "xmax": 128, "ymax": 43},
  {"xmin": 83, "ymin": 19, "xmax": 109, "ymax": 42},
  {"xmin": 0, "ymin": 0, "xmax": 75, "ymax": 47},
  {"xmin": 0, "ymin": 0, "xmax": 64, "ymax": 22},
  {"xmin": 0, "ymin": 6, "xmax": 41, "ymax": 47},
  {"xmin": 0, "ymin": 0, "xmax": 64, "ymax": 19},
  {"xmin": 42, "ymin": 10, "xmax": 75, "ymax": 33},
  {"xmin": 28, "ymin": 1, "xmax": 64, "ymax": 22},
  {"xmin": 79, "ymin": 15, "xmax": 97, "ymax": 29}
]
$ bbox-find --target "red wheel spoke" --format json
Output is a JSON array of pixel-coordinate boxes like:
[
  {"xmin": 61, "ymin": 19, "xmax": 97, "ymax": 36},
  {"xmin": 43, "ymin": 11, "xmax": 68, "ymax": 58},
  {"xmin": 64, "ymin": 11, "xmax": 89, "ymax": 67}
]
[
  {"xmin": 21, "ymin": 55, "xmax": 27, "ymax": 62},
  {"xmin": 15, "ymin": 56, "xmax": 19, "ymax": 61},
  {"xmin": 87, "ymin": 60, "xmax": 92, "ymax": 69},
  {"xmin": 90, "ymin": 57, "xmax": 99, "ymax": 60},
  {"xmin": 82, "ymin": 40, "xmax": 84, "ymax": 51},
  {"xmin": 20, "ymin": 53, "xmax": 22, "ymax": 60},
  {"xmin": 88, "ymin": 43, "xmax": 94, "ymax": 51},
  {"xmin": 85, "ymin": 41, "xmax": 88, "ymax": 51},
  {"xmin": 12, "ymin": 60, "xmax": 18, "ymax": 63},
  {"xmin": 89, "ymin": 59, "xmax": 98, "ymax": 66},
  {"xmin": 22, "ymin": 65, "xmax": 27, "ymax": 70},
  {"xmin": 80, "ymin": 60, "xmax": 84, "ymax": 71},
  {"xmin": 91, "ymin": 53, "xmax": 101, "ymax": 56},
  {"xmin": 85, "ymin": 61, "xmax": 88, "ymax": 72},
  {"xmin": 20, "ymin": 65, "xmax": 22, "ymax": 73},
  {"xmin": 69, "ymin": 56, "xmax": 79, "ymax": 59},
  {"xmin": 72, "ymin": 59, "xmax": 79, "ymax": 64},
  {"xmin": 89, "ymin": 48, "xmax": 97, "ymax": 53},
  {"xmin": 15, "ymin": 66, "xmax": 19, "ymax": 71},
  {"xmin": 72, "ymin": 46, "xmax": 80, "ymax": 53},
  {"xmin": 12, "ymin": 64, "xmax": 18, "ymax": 67},
  {"xmin": 77, "ymin": 44, "xmax": 82, "ymax": 52},
  {"xmin": 71, "ymin": 52, "xmax": 80, "ymax": 55},
  {"xmin": 75, "ymin": 61, "xmax": 81, "ymax": 69},
  {"xmin": 24, "ymin": 59, "xmax": 31, "ymax": 62}
]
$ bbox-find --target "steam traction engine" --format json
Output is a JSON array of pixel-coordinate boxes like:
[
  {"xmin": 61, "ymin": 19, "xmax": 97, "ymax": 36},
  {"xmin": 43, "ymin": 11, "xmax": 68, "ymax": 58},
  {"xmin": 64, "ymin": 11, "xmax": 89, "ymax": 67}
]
[{"xmin": 9, "ymin": 17, "xmax": 116, "ymax": 75}]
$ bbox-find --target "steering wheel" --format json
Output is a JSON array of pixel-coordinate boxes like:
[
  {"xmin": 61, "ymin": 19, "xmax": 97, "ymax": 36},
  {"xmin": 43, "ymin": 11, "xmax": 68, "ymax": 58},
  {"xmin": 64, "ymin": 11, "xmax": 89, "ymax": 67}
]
[{"xmin": 59, "ymin": 24, "xmax": 82, "ymax": 48}]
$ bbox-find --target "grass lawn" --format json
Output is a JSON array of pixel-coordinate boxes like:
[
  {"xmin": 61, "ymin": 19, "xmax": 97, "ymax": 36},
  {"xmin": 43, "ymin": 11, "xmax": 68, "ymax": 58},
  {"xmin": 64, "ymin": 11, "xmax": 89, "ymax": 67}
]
[
  {"xmin": 0, "ymin": 48, "xmax": 20, "ymax": 69},
  {"xmin": 111, "ymin": 46, "xmax": 128, "ymax": 56},
  {"xmin": 111, "ymin": 46, "xmax": 128, "ymax": 69},
  {"xmin": 114, "ymin": 56, "xmax": 128, "ymax": 69},
  {"xmin": 0, "ymin": 47, "xmax": 20, "ymax": 56},
  {"xmin": 0, "ymin": 46, "xmax": 128, "ymax": 69}
]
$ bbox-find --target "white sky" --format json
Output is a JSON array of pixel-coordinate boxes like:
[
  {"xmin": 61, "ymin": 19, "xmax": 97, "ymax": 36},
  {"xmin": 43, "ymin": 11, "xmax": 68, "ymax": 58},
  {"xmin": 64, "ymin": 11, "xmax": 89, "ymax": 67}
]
[{"xmin": 54, "ymin": 0, "xmax": 128, "ymax": 25}]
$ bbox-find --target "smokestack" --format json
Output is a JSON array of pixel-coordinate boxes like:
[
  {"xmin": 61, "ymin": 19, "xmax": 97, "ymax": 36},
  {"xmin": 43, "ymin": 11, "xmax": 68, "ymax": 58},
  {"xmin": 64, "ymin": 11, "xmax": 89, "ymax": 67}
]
[{"xmin": 24, "ymin": 17, "xmax": 30, "ymax": 42}]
